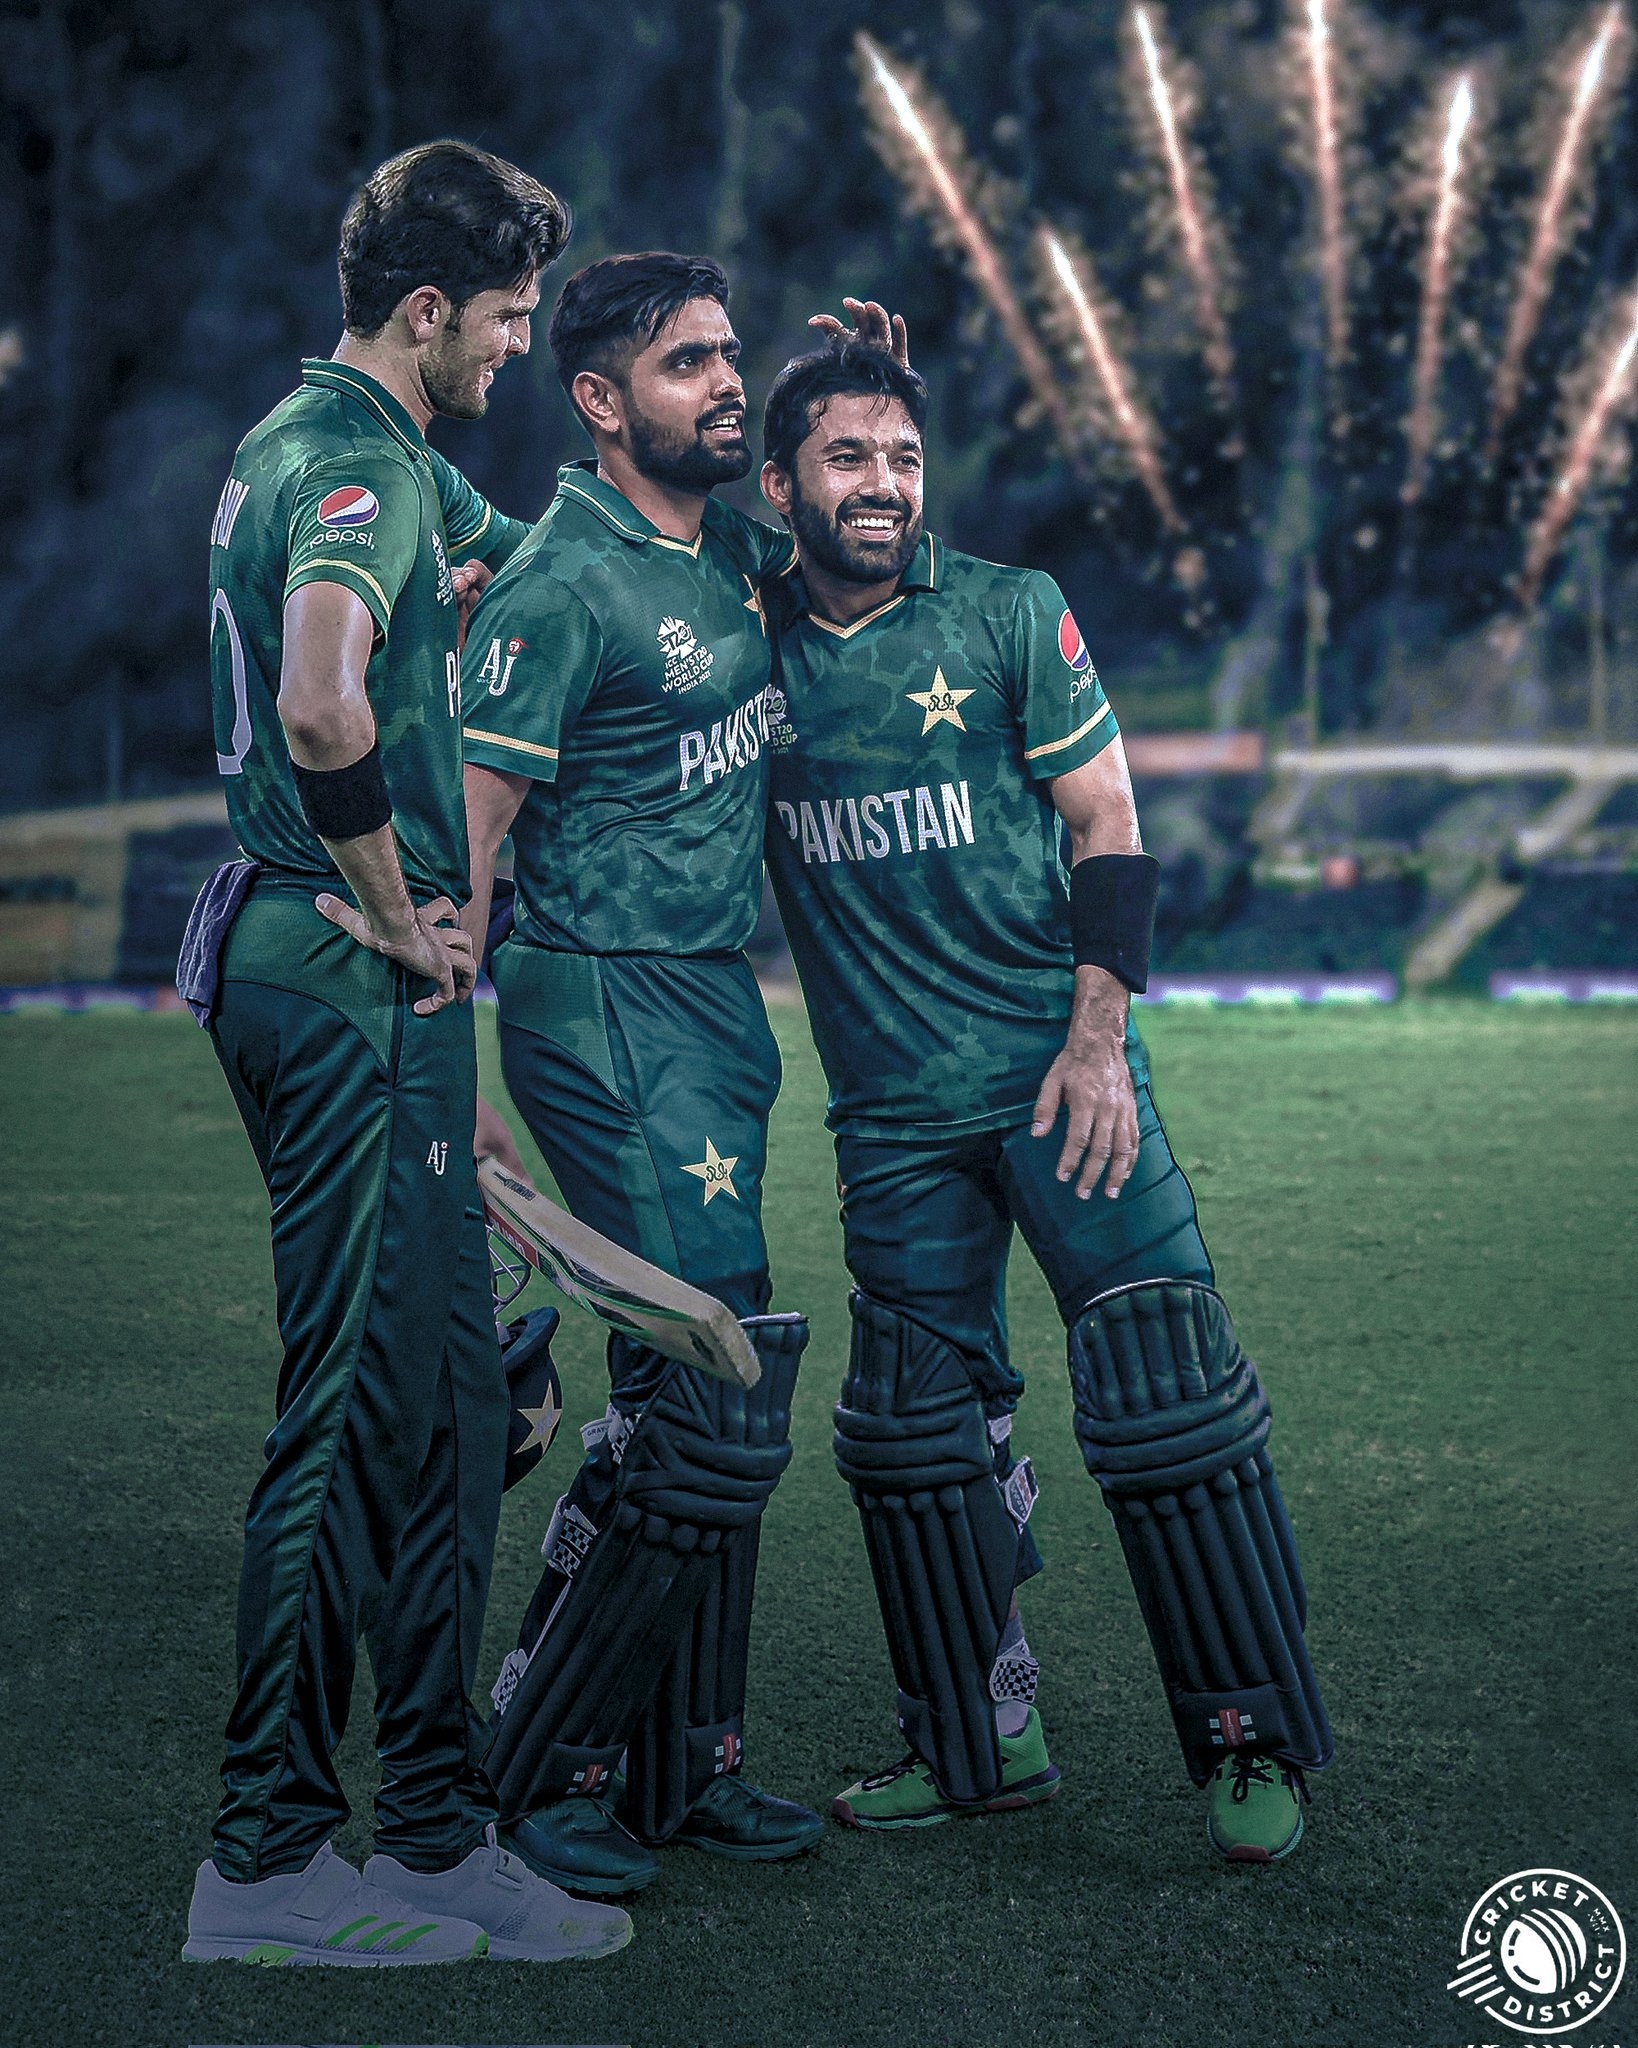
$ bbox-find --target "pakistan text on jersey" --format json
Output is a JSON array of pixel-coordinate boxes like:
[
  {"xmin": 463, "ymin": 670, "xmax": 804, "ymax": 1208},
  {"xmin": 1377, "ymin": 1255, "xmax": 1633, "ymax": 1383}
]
[
  {"xmin": 774, "ymin": 782, "xmax": 976, "ymax": 865},
  {"xmin": 677, "ymin": 685, "xmax": 774, "ymax": 793}
]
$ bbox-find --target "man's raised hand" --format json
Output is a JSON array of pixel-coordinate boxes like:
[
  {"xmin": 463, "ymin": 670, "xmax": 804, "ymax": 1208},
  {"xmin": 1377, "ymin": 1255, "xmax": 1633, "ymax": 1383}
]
[{"xmin": 807, "ymin": 297, "xmax": 911, "ymax": 370}]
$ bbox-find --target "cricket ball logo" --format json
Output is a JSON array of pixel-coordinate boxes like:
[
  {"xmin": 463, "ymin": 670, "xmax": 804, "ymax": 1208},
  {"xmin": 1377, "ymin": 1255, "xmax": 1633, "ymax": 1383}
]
[{"xmin": 1448, "ymin": 1868, "xmax": 1625, "ymax": 2034}]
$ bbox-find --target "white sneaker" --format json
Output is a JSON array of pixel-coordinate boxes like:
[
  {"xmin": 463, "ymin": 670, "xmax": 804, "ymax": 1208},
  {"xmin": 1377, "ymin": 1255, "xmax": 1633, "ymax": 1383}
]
[
  {"xmin": 182, "ymin": 1839, "xmax": 487, "ymax": 1965},
  {"xmin": 366, "ymin": 1824, "xmax": 634, "ymax": 1962}
]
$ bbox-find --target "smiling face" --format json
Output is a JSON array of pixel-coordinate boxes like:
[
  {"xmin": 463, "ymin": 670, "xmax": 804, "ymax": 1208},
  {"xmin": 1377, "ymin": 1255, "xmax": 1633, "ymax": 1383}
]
[
  {"xmin": 612, "ymin": 296, "xmax": 750, "ymax": 490},
  {"xmin": 767, "ymin": 391, "xmax": 925, "ymax": 587},
  {"xmin": 421, "ymin": 274, "xmax": 541, "ymax": 419}
]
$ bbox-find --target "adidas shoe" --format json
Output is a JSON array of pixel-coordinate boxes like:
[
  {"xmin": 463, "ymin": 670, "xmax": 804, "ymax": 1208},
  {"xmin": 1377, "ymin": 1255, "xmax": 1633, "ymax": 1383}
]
[
  {"xmin": 366, "ymin": 1825, "xmax": 633, "ymax": 1961},
  {"xmin": 182, "ymin": 1839, "xmax": 486, "ymax": 1965}
]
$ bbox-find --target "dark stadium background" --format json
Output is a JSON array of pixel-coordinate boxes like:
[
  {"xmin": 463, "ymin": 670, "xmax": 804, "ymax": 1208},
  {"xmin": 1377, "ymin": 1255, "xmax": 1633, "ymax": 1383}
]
[
  {"xmin": 4, "ymin": 0, "xmax": 1637, "ymax": 990},
  {"xmin": 1, "ymin": 12, "xmax": 1634, "ymax": 2048}
]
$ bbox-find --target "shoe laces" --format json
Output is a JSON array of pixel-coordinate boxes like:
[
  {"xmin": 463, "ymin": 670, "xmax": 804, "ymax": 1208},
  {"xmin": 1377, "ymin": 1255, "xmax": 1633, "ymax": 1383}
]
[
  {"xmin": 1226, "ymin": 1754, "xmax": 1274, "ymax": 1803},
  {"xmin": 1225, "ymin": 1755, "xmax": 1311, "ymax": 1805},
  {"xmin": 861, "ymin": 1754, "xmax": 925, "ymax": 1792}
]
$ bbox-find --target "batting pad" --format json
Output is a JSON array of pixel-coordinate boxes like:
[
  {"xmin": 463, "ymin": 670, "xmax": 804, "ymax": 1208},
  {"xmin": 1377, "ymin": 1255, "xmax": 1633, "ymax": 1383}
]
[
  {"xmin": 624, "ymin": 1315, "xmax": 809, "ymax": 1842},
  {"xmin": 485, "ymin": 1324, "xmax": 803, "ymax": 1823},
  {"xmin": 1069, "ymin": 1281, "xmax": 1333, "ymax": 1785},
  {"xmin": 835, "ymin": 1291, "xmax": 1023, "ymax": 1805}
]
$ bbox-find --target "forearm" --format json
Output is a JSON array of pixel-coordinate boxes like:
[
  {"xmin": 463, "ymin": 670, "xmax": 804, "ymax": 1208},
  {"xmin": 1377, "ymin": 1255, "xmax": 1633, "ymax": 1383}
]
[
  {"xmin": 460, "ymin": 763, "xmax": 529, "ymax": 953},
  {"xmin": 319, "ymin": 822, "xmax": 417, "ymax": 943},
  {"xmin": 282, "ymin": 711, "xmax": 417, "ymax": 943},
  {"xmin": 1066, "ymin": 962, "xmax": 1128, "ymax": 1054}
]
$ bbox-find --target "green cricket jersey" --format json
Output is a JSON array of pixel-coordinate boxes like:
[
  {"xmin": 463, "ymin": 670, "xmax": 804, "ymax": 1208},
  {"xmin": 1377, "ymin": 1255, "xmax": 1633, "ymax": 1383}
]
[
  {"xmin": 208, "ymin": 359, "xmax": 528, "ymax": 904},
  {"xmin": 461, "ymin": 463, "xmax": 793, "ymax": 956},
  {"xmin": 765, "ymin": 532, "xmax": 1145, "ymax": 1137}
]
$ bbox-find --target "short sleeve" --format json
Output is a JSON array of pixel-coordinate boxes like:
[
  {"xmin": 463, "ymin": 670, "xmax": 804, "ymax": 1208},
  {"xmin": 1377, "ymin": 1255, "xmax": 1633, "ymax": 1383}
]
[
  {"xmin": 1010, "ymin": 571, "xmax": 1119, "ymax": 782},
  {"xmin": 429, "ymin": 446, "xmax": 531, "ymax": 569},
  {"xmin": 285, "ymin": 453, "xmax": 422, "ymax": 637},
  {"xmin": 709, "ymin": 500, "xmax": 796, "ymax": 582},
  {"xmin": 460, "ymin": 571, "xmax": 603, "ymax": 785}
]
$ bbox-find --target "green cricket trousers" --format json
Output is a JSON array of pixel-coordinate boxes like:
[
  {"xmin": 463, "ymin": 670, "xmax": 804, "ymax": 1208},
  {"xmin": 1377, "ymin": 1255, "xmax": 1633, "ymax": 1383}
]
[{"xmin": 207, "ymin": 885, "xmax": 507, "ymax": 1880}]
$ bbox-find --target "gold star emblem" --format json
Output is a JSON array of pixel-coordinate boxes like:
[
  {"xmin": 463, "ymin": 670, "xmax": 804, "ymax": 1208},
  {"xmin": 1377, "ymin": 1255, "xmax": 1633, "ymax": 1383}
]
[
  {"xmin": 742, "ymin": 576, "xmax": 768, "ymax": 636},
  {"xmin": 514, "ymin": 1385, "xmax": 562, "ymax": 1457},
  {"xmin": 682, "ymin": 1136, "xmax": 740, "ymax": 1206},
  {"xmin": 907, "ymin": 666, "xmax": 974, "ymax": 734}
]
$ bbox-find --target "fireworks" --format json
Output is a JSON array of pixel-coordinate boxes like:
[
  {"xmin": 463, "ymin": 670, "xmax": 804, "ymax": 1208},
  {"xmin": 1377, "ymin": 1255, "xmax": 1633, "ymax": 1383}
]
[
  {"xmin": 1517, "ymin": 284, "xmax": 1638, "ymax": 612},
  {"xmin": 1403, "ymin": 77, "xmax": 1476, "ymax": 508},
  {"xmin": 1035, "ymin": 224, "xmax": 1183, "ymax": 535},
  {"xmin": 1300, "ymin": 0, "xmax": 1350, "ymax": 369},
  {"xmin": 852, "ymin": 6, "xmax": 1638, "ymax": 641},
  {"xmin": 1489, "ymin": 5, "xmax": 1626, "ymax": 459},
  {"xmin": 854, "ymin": 33, "xmax": 1075, "ymax": 450},
  {"xmin": 1131, "ymin": 5, "xmax": 1235, "ymax": 397}
]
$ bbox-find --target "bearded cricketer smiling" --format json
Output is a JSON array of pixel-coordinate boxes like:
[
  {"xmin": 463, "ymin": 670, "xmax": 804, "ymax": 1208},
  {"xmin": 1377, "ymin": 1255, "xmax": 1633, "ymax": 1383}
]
[
  {"xmin": 458, "ymin": 259, "xmax": 907, "ymax": 1897},
  {"xmin": 758, "ymin": 339, "xmax": 1334, "ymax": 1864}
]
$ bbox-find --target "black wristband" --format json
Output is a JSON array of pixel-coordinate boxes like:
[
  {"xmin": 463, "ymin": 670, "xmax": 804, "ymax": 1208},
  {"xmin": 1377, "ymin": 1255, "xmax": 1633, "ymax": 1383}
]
[
  {"xmin": 1069, "ymin": 852, "xmax": 1160, "ymax": 993},
  {"xmin": 291, "ymin": 742, "xmax": 393, "ymax": 841}
]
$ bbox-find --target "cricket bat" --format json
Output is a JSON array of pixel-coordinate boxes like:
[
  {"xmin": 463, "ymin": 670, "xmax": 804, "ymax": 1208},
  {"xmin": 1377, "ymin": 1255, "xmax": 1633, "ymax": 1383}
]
[{"xmin": 479, "ymin": 1157, "xmax": 761, "ymax": 1389}]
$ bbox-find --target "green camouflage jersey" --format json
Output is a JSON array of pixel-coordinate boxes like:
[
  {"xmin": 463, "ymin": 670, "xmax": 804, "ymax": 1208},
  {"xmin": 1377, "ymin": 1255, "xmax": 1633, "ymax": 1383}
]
[
  {"xmin": 764, "ymin": 532, "xmax": 1146, "ymax": 1138},
  {"xmin": 208, "ymin": 359, "xmax": 528, "ymax": 904},
  {"xmin": 461, "ymin": 463, "xmax": 793, "ymax": 956}
]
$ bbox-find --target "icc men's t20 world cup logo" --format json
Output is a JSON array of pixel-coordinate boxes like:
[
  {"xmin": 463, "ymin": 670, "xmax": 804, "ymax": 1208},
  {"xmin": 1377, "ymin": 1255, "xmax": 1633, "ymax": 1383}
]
[{"xmin": 1448, "ymin": 1869, "xmax": 1626, "ymax": 2035}]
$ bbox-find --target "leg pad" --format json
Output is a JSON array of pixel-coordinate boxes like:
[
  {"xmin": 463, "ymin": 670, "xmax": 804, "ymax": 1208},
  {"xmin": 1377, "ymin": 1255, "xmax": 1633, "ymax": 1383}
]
[
  {"xmin": 623, "ymin": 1315, "xmax": 808, "ymax": 1843},
  {"xmin": 834, "ymin": 1292, "xmax": 1022, "ymax": 1805},
  {"xmin": 1069, "ymin": 1282, "xmax": 1333, "ymax": 1785},
  {"xmin": 485, "ymin": 1317, "xmax": 804, "ymax": 1822}
]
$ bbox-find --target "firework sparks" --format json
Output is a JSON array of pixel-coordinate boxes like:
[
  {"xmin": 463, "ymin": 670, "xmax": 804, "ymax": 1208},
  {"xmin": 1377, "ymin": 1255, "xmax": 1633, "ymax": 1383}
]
[
  {"xmin": 855, "ymin": 34, "xmax": 1075, "ymax": 449},
  {"xmin": 1131, "ymin": 5, "xmax": 1235, "ymax": 395},
  {"xmin": 1489, "ymin": 5, "xmax": 1626, "ymax": 458},
  {"xmin": 1301, "ymin": 0, "xmax": 1349, "ymax": 368},
  {"xmin": 1517, "ymin": 284, "xmax": 1638, "ymax": 611},
  {"xmin": 1035, "ymin": 224, "xmax": 1183, "ymax": 533},
  {"xmin": 1403, "ymin": 76, "xmax": 1475, "ymax": 507}
]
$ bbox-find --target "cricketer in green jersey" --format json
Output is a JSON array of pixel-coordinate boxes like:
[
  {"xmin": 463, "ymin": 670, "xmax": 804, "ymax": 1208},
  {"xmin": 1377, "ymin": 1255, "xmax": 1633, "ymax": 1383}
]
[
  {"xmin": 758, "ymin": 341, "xmax": 1333, "ymax": 1865},
  {"xmin": 180, "ymin": 143, "xmax": 631, "ymax": 1967},
  {"xmin": 458, "ymin": 259, "xmax": 908, "ymax": 1896}
]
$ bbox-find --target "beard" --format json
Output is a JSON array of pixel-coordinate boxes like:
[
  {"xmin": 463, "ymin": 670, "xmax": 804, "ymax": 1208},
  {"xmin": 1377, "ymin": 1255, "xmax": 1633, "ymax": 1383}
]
[
  {"xmin": 422, "ymin": 323, "xmax": 491, "ymax": 421},
  {"xmin": 788, "ymin": 488, "xmax": 923, "ymax": 586},
  {"xmin": 627, "ymin": 399, "xmax": 752, "ymax": 490}
]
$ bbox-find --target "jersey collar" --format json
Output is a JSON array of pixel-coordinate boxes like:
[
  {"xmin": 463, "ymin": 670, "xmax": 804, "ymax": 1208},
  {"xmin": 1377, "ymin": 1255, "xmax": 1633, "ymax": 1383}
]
[
  {"xmin": 553, "ymin": 461, "xmax": 711, "ymax": 557},
  {"xmin": 779, "ymin": 531, "xmax": 941, "ymax": 639},
  {"xmin": 300, "ymin": 360, "xmax": 429, "ymax": 463}
]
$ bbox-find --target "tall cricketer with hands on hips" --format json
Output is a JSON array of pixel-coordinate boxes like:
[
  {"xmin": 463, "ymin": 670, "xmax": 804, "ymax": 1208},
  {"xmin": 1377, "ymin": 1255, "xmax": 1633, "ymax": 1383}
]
[
  {"xmin": 176, "ymin": 141, "xmax": 631, "ymax": 1966},
  {"xmin": 757, "ymin": 339, "xmax": 1334, "ymax": 1862}
]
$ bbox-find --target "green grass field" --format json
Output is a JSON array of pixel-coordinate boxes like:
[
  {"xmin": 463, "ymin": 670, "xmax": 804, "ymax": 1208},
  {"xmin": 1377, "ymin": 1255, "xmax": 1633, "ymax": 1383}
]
[{"xmin": 2, "ymin": 1001, "xmax": 1634, "ymax": 2048}]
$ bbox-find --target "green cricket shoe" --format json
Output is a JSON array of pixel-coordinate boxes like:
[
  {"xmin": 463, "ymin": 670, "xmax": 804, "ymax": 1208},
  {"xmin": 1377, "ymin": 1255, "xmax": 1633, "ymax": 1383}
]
[
  {"xmin": 832, "ymin": 1707, "xmax": 1062, "ymax": 1830},
  {"xmin": 1205, "ymin": 1753, "xmax": 1311, "ymax": 1864},
  {"xmin": 502, "ymin": 1798, "xmax": 660, "ymax": 1897},
  {"xmin": 672, "ymin": 1774, "xmax": 825, "ymax": 1861}
]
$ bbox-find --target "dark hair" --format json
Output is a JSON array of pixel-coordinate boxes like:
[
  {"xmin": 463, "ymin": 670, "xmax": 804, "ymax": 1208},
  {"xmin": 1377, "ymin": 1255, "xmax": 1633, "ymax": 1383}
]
[
  {"xmin": 338, "ymin": 140, "xmax": 571, "ymax": 336},
  {"xmin": 548, "ymin": 252, "xmax": 731, "ymax": 413},
  {"xmin": 762, "ymin": 340, "xmax": 930, "ymax": 474}
]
